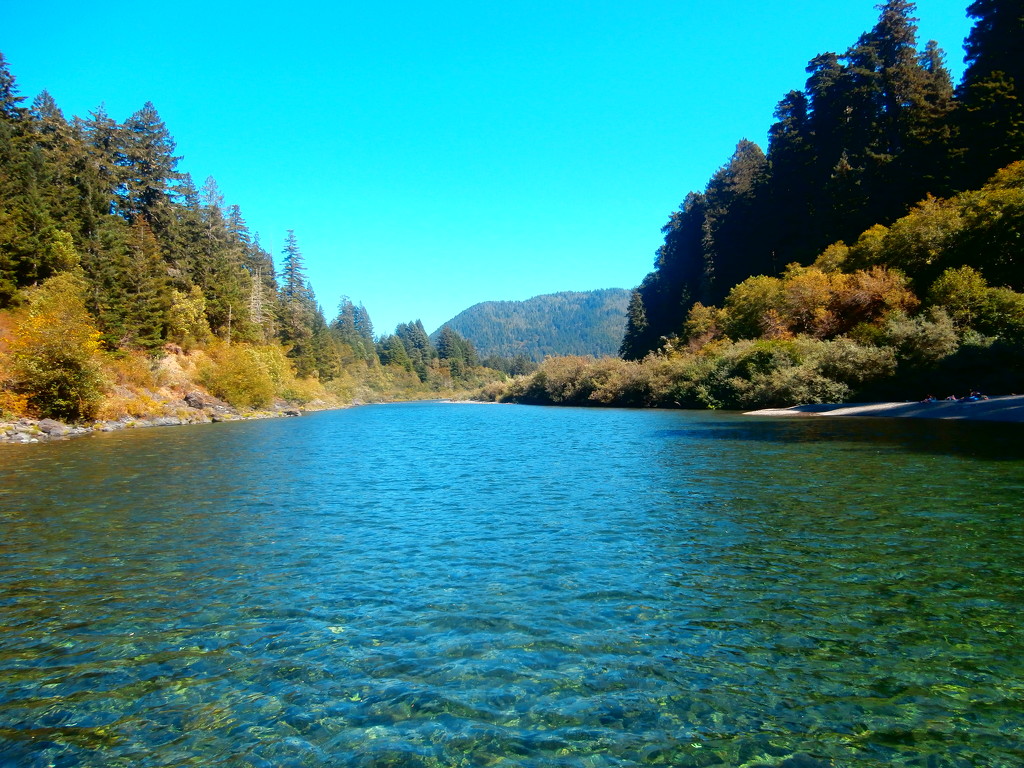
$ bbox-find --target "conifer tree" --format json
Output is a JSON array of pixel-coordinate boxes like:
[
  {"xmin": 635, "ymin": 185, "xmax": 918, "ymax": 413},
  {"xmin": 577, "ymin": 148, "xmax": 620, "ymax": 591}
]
[
  {"xmin": 619, "ymin": 289, "xmax": 651, "ymax": 360},
  {"xmin": 956, "ymin": 0, "xmax": 1024, "ymax": 185},
  {"xmin": 279, "ymin": 230, "xmax": 310, "ymax": 303},
  {"xmin": 395, "ymin": 320, "xmax": 436, "ymax": 382},
  {"xmin": 332, "ymin": 296, "xmax": 377, "ymax": 361},
  {"xmin": 0, "ymin": 52, "xmax": 26, "ymax": 122},
  {"xmin": 436, "ymin": 326, "xmax": 478, "ymax": 377},
  {"xmin": 77, "ymin": 104, "xmax": 126, "ymax": 216},
  {"xmin": 116, "ymin": 102, "xmax": 183, "ymax": 232},
  {"xmin": 28, "ymin": 91, "xmax": 101, "ymax": 240},
  {"xmin": 378, "ymin": 334, "xmax": 413, "ymax": 371}
]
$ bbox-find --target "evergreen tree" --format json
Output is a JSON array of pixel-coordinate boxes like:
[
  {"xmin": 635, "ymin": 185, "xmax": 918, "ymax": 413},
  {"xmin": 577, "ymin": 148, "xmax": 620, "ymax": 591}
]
[
  {"xmin": 77, "ymin": 104, "xmax": 126, "ymax": 215},
  {"xmin": 276, "ymin": 232, "xmax": 323, "ymax": 374},
  {"xmin": 0, "ymin": 52, "xmax": 26, "ymax": 122},
  {"xmin": 377, "ymin": 334, "xmax": 413, "ymax": 371},
  {"xmin": 436, "ymin": 325, "xmax": 478, "ymax": 378},
  {"xmin": 82, "ymin": 218, "xmax": 169, "ymax": 348},
  {"xmin": 116, "ymin": 102, "xmax": 183, "ymax": 232},
  {"xmin": 699, "ymin": 139, "xmax": 769, "ymax": 299},
  {"xmin": 332, "ymin": 296, "xmax": 377, "ymax": 361},
  {"xmin": 903, "ymin": 40, "xmax": 956, "ymax": 197},
  {"xmin": 28, "ymin": 91, "xmax": 104, "ymax": 241},
  {"xmin": 620, "ymin": 289, "xmax": 651, "ymax": 360},
  {"xmin": 0, "ymin": 137, "xmax": 52, "ymax": 297},
  {"xmin": 766, "ymin": 90, "xmax": 818, "ymax": 262},
  {"xmin": 956, "ymin": 0, "xmax": 1024, "ymax": 185},
  {"xmin": 279, "ymin": 229, "xmax": 310, "ymax": 302},
  {"xmin": 395, "ymin": 320, "xmax": 436, "ymax": 382},
  {"xmin": 353, "ymin": 303, "xmax": 374, "ymax": 346},
  {"xmin": 121, "ymin": 219, "xmax": 171, "ymax": 348}
]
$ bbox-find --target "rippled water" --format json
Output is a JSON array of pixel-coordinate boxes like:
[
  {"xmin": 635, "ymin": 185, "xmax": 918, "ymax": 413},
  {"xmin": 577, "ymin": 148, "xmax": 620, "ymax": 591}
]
[{"xmin": 1, "ymin": 402, "xmax": 1023, "ymax": 767}]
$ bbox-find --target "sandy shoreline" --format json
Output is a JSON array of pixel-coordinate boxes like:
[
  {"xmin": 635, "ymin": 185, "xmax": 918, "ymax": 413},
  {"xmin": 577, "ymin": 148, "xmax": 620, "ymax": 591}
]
[{"xmin": 746, "ymin": 395, "xmax": 1024, "ymax": 423}]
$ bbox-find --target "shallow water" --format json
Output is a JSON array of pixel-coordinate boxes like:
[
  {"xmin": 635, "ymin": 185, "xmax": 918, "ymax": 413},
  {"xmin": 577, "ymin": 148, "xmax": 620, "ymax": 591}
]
[{"xmin": 1, "ymin": 403, "xmax": 1022, "ymax": 767}]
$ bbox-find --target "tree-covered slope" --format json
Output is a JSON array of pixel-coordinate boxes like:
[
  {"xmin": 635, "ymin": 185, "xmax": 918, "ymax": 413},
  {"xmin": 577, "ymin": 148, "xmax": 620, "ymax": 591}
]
[
  {"xmin": 621, "ymin": 0, "xmax": 1024, "ymax": 360},
  {"xmin": 434, "ymin": 289, "xmax": 630, "ymax": 361}
]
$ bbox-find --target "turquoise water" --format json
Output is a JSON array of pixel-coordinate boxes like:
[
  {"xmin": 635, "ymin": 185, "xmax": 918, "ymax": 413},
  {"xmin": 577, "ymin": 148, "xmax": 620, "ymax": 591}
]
[{"xmin": 1, "ymin": 402, "xmax": 1022, "ymax": 767}]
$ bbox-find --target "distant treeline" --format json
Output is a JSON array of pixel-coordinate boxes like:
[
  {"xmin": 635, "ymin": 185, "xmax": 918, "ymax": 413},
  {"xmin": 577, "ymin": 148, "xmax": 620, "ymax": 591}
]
[{"xmin": 434, "ymin": 289, "xmax": 630, "ymax": 362}]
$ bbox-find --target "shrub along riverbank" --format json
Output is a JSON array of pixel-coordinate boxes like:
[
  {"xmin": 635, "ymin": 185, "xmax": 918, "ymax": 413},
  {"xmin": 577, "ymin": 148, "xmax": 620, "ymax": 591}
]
[{"xmin": 479, "ymin": 165, "xmax": 1024, "ymax": 411}]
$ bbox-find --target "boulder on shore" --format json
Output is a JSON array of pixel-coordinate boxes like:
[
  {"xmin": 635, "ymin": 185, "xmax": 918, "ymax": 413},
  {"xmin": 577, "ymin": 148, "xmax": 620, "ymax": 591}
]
[
  {"xmin": 184, "ymin": 391, "xmax": 235, "ymax": 412},
  {"xmin": 37, "ymin": 419, "xmax": 70, "ymax": 436}
]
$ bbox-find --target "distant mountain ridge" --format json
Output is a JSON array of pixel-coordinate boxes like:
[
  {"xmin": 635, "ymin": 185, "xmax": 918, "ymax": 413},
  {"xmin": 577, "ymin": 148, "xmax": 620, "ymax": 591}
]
[{"xmin": 433, "ymin": 289, "xmax": 630, "ymax": 362}]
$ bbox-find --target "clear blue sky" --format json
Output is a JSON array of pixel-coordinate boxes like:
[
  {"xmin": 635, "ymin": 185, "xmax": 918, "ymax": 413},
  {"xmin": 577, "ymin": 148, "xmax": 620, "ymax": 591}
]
[{"xmin": 4, "ymin": 1, "xmax": 973, "ymax": 336}]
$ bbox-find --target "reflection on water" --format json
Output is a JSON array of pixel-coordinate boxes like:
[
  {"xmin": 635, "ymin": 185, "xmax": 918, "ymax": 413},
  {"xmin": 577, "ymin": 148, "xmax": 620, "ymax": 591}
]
[{"xmin": 1, "ymin": 403, "xmax": 1022, "ymax": 767}]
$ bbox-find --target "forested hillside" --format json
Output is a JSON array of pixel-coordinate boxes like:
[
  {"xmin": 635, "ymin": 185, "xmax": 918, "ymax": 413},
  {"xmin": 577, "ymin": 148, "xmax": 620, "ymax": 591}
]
[
  {"xmin": 621, "ymin": 0, "xmax": 1023, "ymax": 360},
  {"xmin": 0, "ymin": 57, "xmax": 502, "ymax": 421},
  {"xmin": 482, "ymin": 0, "xmax": 1024, "ymax": 410},
  {"xmin": 434, "ymin": 289, "xmax": 630, "ymax": 362},
  {"xmin": 3, "ymin": 0, "xmax": 1021, "ymax": 420}
]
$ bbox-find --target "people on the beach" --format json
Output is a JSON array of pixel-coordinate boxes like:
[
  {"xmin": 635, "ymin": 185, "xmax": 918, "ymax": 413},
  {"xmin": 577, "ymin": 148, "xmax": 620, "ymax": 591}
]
[
  {"xmin": 921, "ymin": 388, "xmax": 991, "ymax": 402},
  {"xmin": 932, "ymin": 390, "xmax": 989, "ymax": 402}
]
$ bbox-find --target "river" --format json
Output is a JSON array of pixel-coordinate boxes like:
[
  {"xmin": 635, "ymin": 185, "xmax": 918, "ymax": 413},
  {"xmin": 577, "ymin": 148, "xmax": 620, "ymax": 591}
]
[{"xmin": 1, "ymin": 402, "xmax": 1022, "ymax": 767}]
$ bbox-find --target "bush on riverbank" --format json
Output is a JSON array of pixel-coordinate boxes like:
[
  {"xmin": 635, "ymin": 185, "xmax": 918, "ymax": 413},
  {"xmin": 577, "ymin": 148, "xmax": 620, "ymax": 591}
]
[
  {"xmin": 487, "ymin": 164, "xmax": 1024, "ymax": 411},
  {"xmin": 1, "ymin": 272, "xmax": 105, "ymax": 421},
  {"xmin": 481, "ymin": 337, "xmax": 899, "ymax": 410}
]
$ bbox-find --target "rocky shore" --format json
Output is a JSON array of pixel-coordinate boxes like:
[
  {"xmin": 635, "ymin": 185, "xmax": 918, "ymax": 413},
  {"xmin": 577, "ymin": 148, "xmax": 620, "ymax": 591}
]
[{"xmin": 0, "ymin": 390, "xmax": 305, "ymax": 444}]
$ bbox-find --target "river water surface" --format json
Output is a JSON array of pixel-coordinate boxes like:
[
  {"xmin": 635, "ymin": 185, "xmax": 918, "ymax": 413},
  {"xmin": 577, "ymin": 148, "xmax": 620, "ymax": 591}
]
[{"xmin": 1, "ymin": 402, "xmax": 1022, "ymax": 767}]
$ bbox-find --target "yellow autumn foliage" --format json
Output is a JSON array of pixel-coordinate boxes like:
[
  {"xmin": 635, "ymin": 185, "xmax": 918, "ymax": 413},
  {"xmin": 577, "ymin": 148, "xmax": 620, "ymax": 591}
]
[{"xmin": 2, "ymin": 271, "xmax": 105, "ymax": 420}]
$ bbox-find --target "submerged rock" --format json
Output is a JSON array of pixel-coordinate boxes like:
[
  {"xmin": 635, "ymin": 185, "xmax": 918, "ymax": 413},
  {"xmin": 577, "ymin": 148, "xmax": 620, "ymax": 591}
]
[{"xmin": 151, "ymin": 416, "xmax": 183, "ymax": 427}]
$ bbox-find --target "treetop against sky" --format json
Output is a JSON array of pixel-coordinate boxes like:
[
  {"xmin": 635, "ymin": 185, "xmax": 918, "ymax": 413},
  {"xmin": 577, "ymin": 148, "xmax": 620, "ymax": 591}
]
[{"xmin": 2, "ymin": 0, "xmax": 973, "ymax": 334}]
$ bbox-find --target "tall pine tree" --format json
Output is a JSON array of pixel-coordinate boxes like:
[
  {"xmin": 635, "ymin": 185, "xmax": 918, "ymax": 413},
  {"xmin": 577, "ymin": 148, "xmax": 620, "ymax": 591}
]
[{"xmin": 956, "ymin": 0, "xmax": 1024, "ymax": 185}]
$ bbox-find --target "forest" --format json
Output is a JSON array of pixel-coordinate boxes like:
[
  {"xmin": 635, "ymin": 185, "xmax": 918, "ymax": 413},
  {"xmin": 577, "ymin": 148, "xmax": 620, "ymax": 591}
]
[
  {"xmin": 434, "ymin": 289, "xmax": 630, "ymax": 363},
  {"xmin": 2, "ymin": 1, "xmax": 1023, "ymax": 421},
  {"xmin": 484, "ymin": 0, "xmax": 1024, "ymax": 409},
  {"xmin": 0, "ymin": 56, "xmax": 502, "ymax": 422}
]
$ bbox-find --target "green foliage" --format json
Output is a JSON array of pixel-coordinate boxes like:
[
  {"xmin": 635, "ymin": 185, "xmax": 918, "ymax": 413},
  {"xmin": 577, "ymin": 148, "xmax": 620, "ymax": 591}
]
[
  {"xmin": 953, "ymin": 164, "xmax": 1024, "ymax": 290},
  {"xmin": 436, "ymin": 289, "xmax": 631, "ymax": 362},
  {"xmin": 480, "ymin": 354, "xmax": 536, "ymax": 377},
  {"xmin": 332, "ymin": 296, "xmax": 376, "ymax": 362},
  {"xmin": 928, "ymin": 266, "xmax": 989, "ymax": 327},
  {"xmin": 620, "ymin": 289, "xmax": 650, "ymax": 360},
  {"xmin": 435, "ymin": 325, "xmax": 478, "ymax": 381},
  {"xmin": 621, "ymin": 0, "xmax": 1019, "ymax": 360},
  {"xmin": 167, "ymin": 286, "xmax": 212, "ymax": 348},
  {"xmin": 115, "ymin": 102, "xmax": 183, "ymax": 230},
  {"xmin": 200, "ymin": 343, "xmax": 279, "ymax": 409},
  {"xmin": 395, "ymin": 320, "xmax": 435, "ymax": 382},
  {"xmin": 377, "ymin": 334, "xmax": 413, "ymax": 371},
  {"xmin": 682, "ymin": 302, "xmax": 727, "ymax": 346},
  {"xmin": 957, "ymin": 1, "xmax": 1024, "ymax": 184},
  {"xmin": 980, "ymin": 286, "xmax": 1024, "ymax": 342},
  {"xmin": 490, "ymin": 337, "xmax": 896, "ymax": 411},
  {"xmin": 873, "ymin": 196, "xmax": 964, "ymax": 275},
  {"xmin": 723, "ymin": 276, "xmax": 785, "ymax": 339},
  {"xmin": 882, "ymin": 308, "xmax": 960, "ymax": 366}
]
